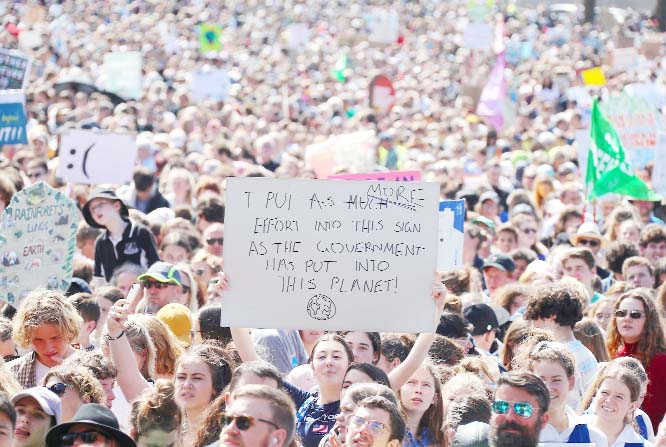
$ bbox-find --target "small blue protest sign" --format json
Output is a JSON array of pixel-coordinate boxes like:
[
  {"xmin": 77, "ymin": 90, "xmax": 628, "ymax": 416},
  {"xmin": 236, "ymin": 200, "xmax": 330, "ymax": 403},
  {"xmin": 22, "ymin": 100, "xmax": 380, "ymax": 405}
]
[
  {"xmin": 438, "ymin": 200, "xmax": 465, "ymax": 271},
  {"xmin": 0, "ymin": 92, "xmax": 27, "ymax": 145}
]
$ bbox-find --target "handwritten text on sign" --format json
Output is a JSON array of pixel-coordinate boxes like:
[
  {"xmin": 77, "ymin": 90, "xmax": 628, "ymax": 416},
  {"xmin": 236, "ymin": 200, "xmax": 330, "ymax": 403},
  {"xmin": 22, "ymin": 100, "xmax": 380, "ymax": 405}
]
[{"xmin": 221, "ymin": 178, "xmax": 439, "ymax": 332}]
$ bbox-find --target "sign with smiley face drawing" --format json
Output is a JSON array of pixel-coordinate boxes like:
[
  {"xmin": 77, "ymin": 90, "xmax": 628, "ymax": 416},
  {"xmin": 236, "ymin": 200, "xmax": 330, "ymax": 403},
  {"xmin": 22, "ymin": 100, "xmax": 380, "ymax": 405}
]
[
  {"xmin": 0, "ymin": 182, "xmax": 78, "ymax": 306},
  {"xmin": 57, "ymin": 129, "xmax": 137, "ymax": 185}
]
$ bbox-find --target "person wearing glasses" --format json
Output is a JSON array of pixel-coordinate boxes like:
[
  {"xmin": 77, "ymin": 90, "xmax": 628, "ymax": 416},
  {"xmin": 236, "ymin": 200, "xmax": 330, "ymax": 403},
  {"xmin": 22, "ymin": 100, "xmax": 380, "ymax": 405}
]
[
  {"xmin": 45, "ymin": 403, "xmax": 136, "ymax": 447},
  {"xmin": 82, "ymin": 188, "xmax": 160, "ymax": 284},
  {"xmin": 526, "ymin": 342, "xmax": 607, "ymax": 446},
  {"xmin": 344, "ymin": 395, "xmax": 405, "ymax": 447},
  {"xmin": 219, "ymin": 384, "xmax": 296, "ymax": 447},
  {"xmin": 11, "ymin": 387, "xmax": 61, "ymax": 447},
  {"xmin": 135, "ymin": 261, "xmax": 184, "ymax": 314},
  {"xmin": 606, "ymin": 289, "xmax": 666, "ymax": 427},
  {"xmin": 489, "ymin": 371, "xmax": 549, "ymax": 447},
  {"xmin": 42, "ymin": 365, "xmax": 105, "ymax": 423},
  {"xmin": 203, "ymin": 223, "xmax": 225, "ymax": 257}
]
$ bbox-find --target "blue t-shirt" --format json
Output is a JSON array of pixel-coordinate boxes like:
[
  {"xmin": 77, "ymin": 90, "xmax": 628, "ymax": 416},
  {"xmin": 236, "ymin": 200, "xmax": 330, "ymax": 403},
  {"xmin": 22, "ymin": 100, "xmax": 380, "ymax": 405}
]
[{"xmin": 284, "ymin": 382, "xmax": 339, "ymax": 447}]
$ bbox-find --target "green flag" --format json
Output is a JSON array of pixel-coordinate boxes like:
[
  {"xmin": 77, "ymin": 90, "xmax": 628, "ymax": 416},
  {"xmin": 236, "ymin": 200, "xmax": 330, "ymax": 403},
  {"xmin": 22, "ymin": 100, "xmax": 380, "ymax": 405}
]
[
  {"xmin": 331, "ymin": 53, "xmax": 348, "ymax": 83},
  {"xmin": 199, "ymin": 23, "xmax": 222, "ymax": 53},
  {"xmin": 586, "ymin": 98, "xmax": 661, "ymax": 201}
]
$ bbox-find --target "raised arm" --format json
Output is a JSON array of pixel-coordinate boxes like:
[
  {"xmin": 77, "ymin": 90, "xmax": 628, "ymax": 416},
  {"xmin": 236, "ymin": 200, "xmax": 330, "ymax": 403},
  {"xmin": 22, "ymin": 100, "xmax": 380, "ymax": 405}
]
[
  {"xmin": 388, "ymin": 278, "xmax": 445, "ymax": 391},
  {"xmin": 106, "ymin": 298, "xmax": 150, "ymax": 402}
]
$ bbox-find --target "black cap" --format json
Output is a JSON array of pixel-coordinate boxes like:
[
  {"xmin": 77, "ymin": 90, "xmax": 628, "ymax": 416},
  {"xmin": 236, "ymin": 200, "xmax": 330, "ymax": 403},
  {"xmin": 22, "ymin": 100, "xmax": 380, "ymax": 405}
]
[
  {"xmin": 464, "ymin": 304, "xmax": 499, "ymax": 336},
  {"xmin": 482, "ymin": 254, "xmax": 515, "ymax": 272},
  {"xmin": 46, "ymin": 403, "xmax": 137, "ymax": 447},
  {"xmin": 81, "ymin": 188, "xmax": 129, "ymax": 229}
]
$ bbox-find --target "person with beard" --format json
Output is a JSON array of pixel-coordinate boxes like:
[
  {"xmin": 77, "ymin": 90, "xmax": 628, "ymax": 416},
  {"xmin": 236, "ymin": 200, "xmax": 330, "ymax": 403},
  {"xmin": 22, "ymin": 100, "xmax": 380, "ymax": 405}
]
[{"xmin": 489, "ymin": 372, "xmax": 550, "ymax": 447}]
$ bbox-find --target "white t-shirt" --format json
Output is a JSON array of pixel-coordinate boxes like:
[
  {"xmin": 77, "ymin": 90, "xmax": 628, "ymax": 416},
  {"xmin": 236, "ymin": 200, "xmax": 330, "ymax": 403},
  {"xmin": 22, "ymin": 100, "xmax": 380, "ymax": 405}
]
[
  {"xmin": 539, "ymin": 406, "xmax": 608, "ymax": 447},
  {"xmin": 110, "ymin": 385, "xmax": 131, "ymax": 434},
  {"xmin": 34, "ymin": 359, "xmax": 50, "ymax": 385}
]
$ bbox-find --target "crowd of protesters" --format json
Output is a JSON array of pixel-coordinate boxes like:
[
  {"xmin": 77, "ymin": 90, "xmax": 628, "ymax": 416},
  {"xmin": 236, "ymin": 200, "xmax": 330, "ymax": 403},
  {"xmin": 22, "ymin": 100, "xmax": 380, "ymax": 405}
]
[{"xmin": 1, "ymin": 0, "xmax": 666, "ymax": 446}]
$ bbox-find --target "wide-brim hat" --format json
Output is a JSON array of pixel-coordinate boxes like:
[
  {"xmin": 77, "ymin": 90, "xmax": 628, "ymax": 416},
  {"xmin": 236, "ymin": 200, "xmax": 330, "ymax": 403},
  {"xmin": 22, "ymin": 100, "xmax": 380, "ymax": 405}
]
[
  {"xmin": 570, "ymin": 222, "xmax": 607, "ymax": 247},
  {"xmin": 81, "ymin": 188, "xmax": 129, "ymax": 229},
  {"xmin": 45, "ymin": 404, "xmax": 136, "ymax": 447}
]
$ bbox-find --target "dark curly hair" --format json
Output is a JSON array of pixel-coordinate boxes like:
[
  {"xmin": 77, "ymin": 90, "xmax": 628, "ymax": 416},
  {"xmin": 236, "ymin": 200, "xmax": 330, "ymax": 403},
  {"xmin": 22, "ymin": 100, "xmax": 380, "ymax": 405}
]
[
  {"xmin": 605, "ymin": 241, "xmax": 640, "ymax": 275},
  {"xmin": 523, "ymin": 282, "xmax": 584, "ymax": 328}
]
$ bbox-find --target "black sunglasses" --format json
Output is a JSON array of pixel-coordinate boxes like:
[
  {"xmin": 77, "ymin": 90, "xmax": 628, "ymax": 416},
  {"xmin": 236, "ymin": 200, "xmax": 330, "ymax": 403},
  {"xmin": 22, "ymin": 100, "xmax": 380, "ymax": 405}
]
[
  {"xmin": 614, "ymin": 309, "xmax": 644, "ymax": 319},
  {"xmin": 206, "ymin": 237, "xmax": 224, "ymax": 245},
  {"xmin": 46, "ymin": 383, "xmax": 70, "ymax": 397},
  {"xmin": 61, "ymin": 430, "xmax": 110, "ymax": 446},
  {"xmin": 141, "ymin": 280, "xmax": 169, "ymax": 289},
  {"xmin": 219, "ymin": 413, "xmax": 279, "ymax": 431},
  {"xmin": 578, "ymin": 238, "xmax": 600, "ymax": 247}
]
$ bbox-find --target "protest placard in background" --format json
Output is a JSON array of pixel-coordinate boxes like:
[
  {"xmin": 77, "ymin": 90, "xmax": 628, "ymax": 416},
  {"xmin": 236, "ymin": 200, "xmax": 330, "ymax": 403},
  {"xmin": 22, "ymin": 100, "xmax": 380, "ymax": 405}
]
[
  {"xmin": 190, "ymin": 68, "xmax": 231, "ymax": 102},
  {"xmin": 57, "ymin": 129, "xmax": 137, "ymax": 184},
  {"xmin": 221, "ymin": 177, "xmax": 440, "ymax": 332},
  {"xmin": 463, "ymin": 22, "xmax": 493, "ymax": 50},
  {"xmin": 600, "ymin": 92, "xmax": 662, "ymax": 168},
  {"xmin": 369, "ymin": 75, "xmax": 396, "ymax": 115},
  {"xmin": 366, "ymin": 8, "xmax": 399, "ymax": 44},
  {"xmin": 305, "ymin": 130, "xmax": 376, "ymax": 179},
  {"xmin": 438, "ymin": 200, "xmax": 465, "ymax": 271},
  {"xmin": 0, "ymin": 182, "xmax": 78, "ymax": 307},
  {"xmin": 199, "ymin": 23, "xmax": 222, "ymax": 53},
  {"xmin": 329, "ymin": 170, "xmax": 421, "ymax": 181},
  {"xmin": 286, "ymin": 23, "xmax": 309, "ymax": 49},
  {"xmin": 101, "ymin": 52, "xmax": 142, "ymax": 100},
  {"xmin": 0, "ymin": 91, "xmax": 27, "ymax": 145},
  {"xmin": 0, "ymin": 49, "xmax": 31, "ymax": 90}
]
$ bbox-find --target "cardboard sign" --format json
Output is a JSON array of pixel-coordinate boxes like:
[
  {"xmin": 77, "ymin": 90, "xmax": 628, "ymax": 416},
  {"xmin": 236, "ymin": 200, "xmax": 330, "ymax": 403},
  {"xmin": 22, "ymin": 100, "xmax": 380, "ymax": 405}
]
[
  {"xmin": 101, "ymin": 52, "xmax": 142, "ymax": 100},
  {"xmin": 221, "ymin": 178, "xmax": 440, "ymax": 332},
  {"xmin": 57, "ymin": 129, "xmax": 137, "ymax": 185},
  {"xmin": 369, "ymin": 75, "xmax": 396, "ymax": 114},
  {"xmin": 305, "ymin": 131, "xmax": 376, "ymax": 179},
  {"xmin": 367, "ymin": 8, "xmax": 399, "ymax": 44},
  {"xmin": 438, "ymin": 200, "xmax": 465, "ymax": 271},
  {"xmin": 0, "ymin": 182, "xmax": 78, "ymax": 306},
  {"xmin": 190, "ymin": 68, "xmax": 231, "ymax": 102},
  {"xmin": 329, "ymin": 170, "xmax": 421, "ymax": 181},
  {"xmin": 199, "ymin": 23, "xmax": 222, "ymax": 53},
  {"xmin": 0, "ymin": 91, "xmax": 27, "ymax": 145},
  {"xmin": 600, "ymin": 92, "xmax": 662, "ymax": 168},
  {"xmin": 0, "ymin": 49, "xmax": 31, "ymax": 90},
  {"xmin": 463, "ymin": 22, "xmax": 493, "ymax": 50}
]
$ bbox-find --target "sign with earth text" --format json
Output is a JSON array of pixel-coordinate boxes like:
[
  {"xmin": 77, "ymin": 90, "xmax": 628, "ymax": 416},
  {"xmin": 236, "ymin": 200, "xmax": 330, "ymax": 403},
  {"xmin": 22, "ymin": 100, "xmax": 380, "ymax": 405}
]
[
  {"xmin": 221, "ymin": 178, "xmax": 439, "ymax": 332},
  {"xmin": 0, "ymin": 182, "xmax": 78, "ymax": 306}
]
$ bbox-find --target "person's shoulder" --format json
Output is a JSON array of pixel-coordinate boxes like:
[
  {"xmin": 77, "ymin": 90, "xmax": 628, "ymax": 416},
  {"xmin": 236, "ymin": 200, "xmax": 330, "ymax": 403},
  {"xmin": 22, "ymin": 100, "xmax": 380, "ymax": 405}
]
[{"xmin": 7, "ymin": 351, "xmax": 34, "ymax": 370}]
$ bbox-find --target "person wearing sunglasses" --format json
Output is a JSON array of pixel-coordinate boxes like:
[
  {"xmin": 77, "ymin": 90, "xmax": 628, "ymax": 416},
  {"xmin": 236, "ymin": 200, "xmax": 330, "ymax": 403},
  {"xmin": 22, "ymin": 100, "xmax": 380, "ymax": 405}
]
[
  {"xmin": 136, "ymin": 261, "xmax": 183, "ymax": 314},
  {"xmin": 45, "ymin": 403, "xmax": 136, "ymax": 447},
  {"xmin": 203, "ymin": 223, "xmax": 225, "ymax": 257},
  {"xmin": 219, "ymin": 384, "xmax": 295, "ymax": 447},
  {"xmin": 344, "ymin": 395, "xmax": 405, "ymax": 447},
  {"xmin": 607, "ymin": 289, "xmax": 666, "ymax": 428},
  {"xmin": 11, "ymin": 387, "xmax": 61, "ymax": 447},
  {"xmin": 489, "ymin": 371, "xmax": 549, "ymax": 447},
  {"xmin": 42, "ymin": 365, "xmax": 105, "ymax": 423}
]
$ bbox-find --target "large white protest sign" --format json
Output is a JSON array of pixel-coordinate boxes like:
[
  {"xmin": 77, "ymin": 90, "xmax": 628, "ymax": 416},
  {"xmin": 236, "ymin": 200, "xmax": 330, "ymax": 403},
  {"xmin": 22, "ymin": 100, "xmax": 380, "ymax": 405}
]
[
  {"xmin": 221, "ymin": 178, "xmax": 440, "ymax": 332},
  {"xmin": 57, "ymin": 129, "xmax": 137, "ymax": 185},
  {"xmin": 101, "ymin": 52, "xmax": 142, "ymax": 100},
  {"xmin": 190, "ymin": 68, "xmax": 231, "ymax": 102},
  {"xmin": 286, "ymin": 23, "xmax": 309, "ymax": 49},
  {"xmin": 0, "ymin": 182, "xmax": 78, "ymax": 306},
  {"xmin": 438, "ymin": 200, "xmax": 465, "ymax": 271}
]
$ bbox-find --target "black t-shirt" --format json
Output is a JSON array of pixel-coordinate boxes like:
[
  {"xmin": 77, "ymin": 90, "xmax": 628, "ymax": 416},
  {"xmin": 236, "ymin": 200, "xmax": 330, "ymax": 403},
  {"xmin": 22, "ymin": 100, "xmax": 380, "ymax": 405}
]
[
  {"xmin": 93, "ymin": 222, "xmax": 160, "ymax": 281},
  {"xmin": 283, "ymin": 382, "xmax": 339, "ymax": 447}
]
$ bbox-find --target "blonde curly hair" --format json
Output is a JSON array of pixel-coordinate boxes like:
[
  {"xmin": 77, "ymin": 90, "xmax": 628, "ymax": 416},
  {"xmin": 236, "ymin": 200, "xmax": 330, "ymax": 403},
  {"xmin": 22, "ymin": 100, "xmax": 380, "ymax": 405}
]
[
  {"xmin": 43, "ymin": 364, "xmax": 105, "ymax": 405},
  {"xmin": 13, "ymin": 289, "xmax": 82, "ymax": 349}
]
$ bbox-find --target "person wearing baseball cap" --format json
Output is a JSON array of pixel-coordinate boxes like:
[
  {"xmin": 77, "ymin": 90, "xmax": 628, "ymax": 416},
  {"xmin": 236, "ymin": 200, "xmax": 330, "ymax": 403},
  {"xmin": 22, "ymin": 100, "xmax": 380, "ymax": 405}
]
[
  {"xmin": 482, "ymin": 254, "xmax": 516, "ymax": 298},
  {"xmin": 83, "ymin": 188, "xmax": 160, "ymax": 283},
  {"xmin": 464, "ymin": 304, "xmax": 506, "ymax": 359},
  {"xmin": 156, "ymin": 302, "xmax": 193, "ymax": 345},
  {"xmin": 12, "ymin": 387, "xmax": 61, "ymax": 447},
  {"xmin": 45, "ymin": 403, "xmax": 136, "ymax": 447},
  {"xmin": 137, "ymin": 261, "xmax": 183, "ymax": 314}
]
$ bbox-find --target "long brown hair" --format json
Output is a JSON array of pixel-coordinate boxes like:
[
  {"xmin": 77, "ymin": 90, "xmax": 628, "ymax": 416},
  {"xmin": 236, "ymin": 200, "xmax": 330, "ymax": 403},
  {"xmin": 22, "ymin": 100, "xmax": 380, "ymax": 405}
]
[
  {"xmin": 606, "ymin": 289, "xmax": 666, "ymax": 367},
  {"xmin": 398, "ymin": 361, "xmax": 444, "ymax": 445}
]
